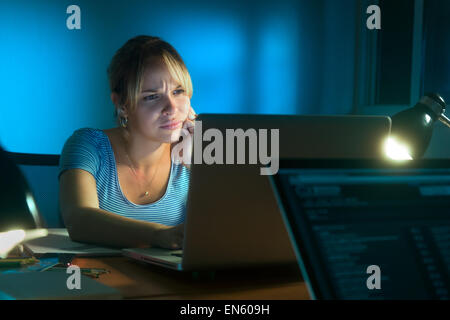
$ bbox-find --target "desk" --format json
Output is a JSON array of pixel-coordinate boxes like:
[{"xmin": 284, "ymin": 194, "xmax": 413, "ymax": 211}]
[{"xmin": 71, "ymin": 256, "xmax": 310, "ymax": 300}]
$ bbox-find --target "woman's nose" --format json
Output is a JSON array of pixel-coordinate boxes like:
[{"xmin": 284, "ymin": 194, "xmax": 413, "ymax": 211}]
[{"xmin": 162, "ymin": 96, "xmax": 177, "ymax": 115}]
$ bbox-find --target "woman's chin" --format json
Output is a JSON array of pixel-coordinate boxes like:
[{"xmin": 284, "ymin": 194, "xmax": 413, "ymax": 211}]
[{"xmin": 161, "ymin": 129, "xmax": 182, "ymax": 143}]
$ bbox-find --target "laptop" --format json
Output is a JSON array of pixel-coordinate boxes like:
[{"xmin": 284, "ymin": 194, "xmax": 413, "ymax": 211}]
[
  {"xmin": 270, "ymin": 158, "xmax": 450, "ymax": 299},
  {"xmin": 123, "ymin": 114, "xmax": 392, "ymax": 272}
]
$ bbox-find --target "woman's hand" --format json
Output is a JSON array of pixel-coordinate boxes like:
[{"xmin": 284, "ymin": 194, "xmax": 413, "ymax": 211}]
[
  {"xmin": 153, "ymin": 223, "xmax": 184, "ymax": 249},
  {"xmin": 172, "ymin": 106, "xmax": 197, "ymax": 169},
  {"xmin": 183, "ymin": 106, "xmax": 197, "ymax": 135}
]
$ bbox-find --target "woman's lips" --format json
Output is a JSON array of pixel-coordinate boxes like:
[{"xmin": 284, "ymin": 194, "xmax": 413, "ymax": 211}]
[{"xmin": 160, "ymin": 120, "xmax": 182, "ymax": 130}]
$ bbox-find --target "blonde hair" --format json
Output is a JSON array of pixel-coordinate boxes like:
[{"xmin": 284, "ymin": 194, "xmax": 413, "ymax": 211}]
[{"xmin": 107, "ymin": 35, "xmax": 193, "ymax": 126}]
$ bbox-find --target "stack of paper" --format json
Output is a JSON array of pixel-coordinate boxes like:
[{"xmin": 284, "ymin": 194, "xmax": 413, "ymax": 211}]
[{"xmin": 23, "ymin": 229, "xmax": 122, "ymax": 257}]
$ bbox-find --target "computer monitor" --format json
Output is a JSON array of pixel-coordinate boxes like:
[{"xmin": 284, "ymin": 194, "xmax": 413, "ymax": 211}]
[{"xmin": 270, "ymin": 159, "xmax": 450, "ymax": 299}]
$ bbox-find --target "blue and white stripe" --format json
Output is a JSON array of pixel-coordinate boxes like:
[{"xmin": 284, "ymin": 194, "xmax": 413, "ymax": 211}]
[{"xmin": 58, "ymin": 128, "xmax": 190, "ymax": 226}]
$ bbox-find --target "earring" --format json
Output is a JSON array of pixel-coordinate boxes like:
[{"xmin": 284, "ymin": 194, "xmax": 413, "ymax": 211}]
[
  {"xmin": 118, "ymin": 107, "xmax": 128, "ymax": 128},
  {"xmin": 120, "ymin": 116, "xmax": 128, "ymax": 128}
]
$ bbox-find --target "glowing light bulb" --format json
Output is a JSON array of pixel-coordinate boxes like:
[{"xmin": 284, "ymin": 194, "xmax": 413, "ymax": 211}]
[{"xmin": 384, "ymin": 137, "xmax": 413, "ymax": 160}]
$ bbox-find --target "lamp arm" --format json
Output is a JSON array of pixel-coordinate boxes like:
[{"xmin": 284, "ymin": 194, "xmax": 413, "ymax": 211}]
[{"xmin": 438, "ymin": 114, "xmax": 450, "ymax": 128}]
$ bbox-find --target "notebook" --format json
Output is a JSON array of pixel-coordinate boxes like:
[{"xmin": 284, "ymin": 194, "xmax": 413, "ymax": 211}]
[{"xmin": 123, "ymin": 114, "xmax": 392, "ymax": 271}]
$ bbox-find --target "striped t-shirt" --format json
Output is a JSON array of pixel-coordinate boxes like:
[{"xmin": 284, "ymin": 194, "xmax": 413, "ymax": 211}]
[{"xmin": 58, "ymin": 128, "xmax": 190, "ymax": 226}]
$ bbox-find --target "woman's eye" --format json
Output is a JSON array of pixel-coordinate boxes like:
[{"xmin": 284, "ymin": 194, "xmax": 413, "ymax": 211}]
[
  {"xmin": 144, "ymin": 94, "xmax": 158, "ymax": 101},
  {"xmin": 143, "ymin": 89, "xmax": 184, "ymax": 101}
]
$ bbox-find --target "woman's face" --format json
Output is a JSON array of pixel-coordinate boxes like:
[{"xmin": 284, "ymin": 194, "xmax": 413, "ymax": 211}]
[{"xmin": 127, "ymin": 61, "xmax": 190, "ymax": 144}]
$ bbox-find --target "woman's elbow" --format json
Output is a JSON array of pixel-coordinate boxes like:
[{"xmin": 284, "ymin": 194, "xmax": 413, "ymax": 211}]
[{"xmin": 61, "ymin": 207, "xmax": 84, "ymax": 242}]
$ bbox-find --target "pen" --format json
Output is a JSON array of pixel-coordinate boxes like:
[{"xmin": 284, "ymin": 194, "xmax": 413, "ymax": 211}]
[
  {"xmin": 49, "ymin": 267, "xmax": 110, "ymax": 273},
  {"xmin": 48, "ymin": 267, "xmax": 110, "ymax": 278},
  {"xmin": 0, "ymin": 257, "xmax": 38, "ymax": 267}
]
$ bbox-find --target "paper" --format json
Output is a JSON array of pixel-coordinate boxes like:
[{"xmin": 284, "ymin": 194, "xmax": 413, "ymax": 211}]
[
  {"xmin": 0, "ymin": 229, "xmax": 48, "ymax": 258},
  {"xmin": 23, "ymin": 229, "xmax": 122, "ymax": 256}
]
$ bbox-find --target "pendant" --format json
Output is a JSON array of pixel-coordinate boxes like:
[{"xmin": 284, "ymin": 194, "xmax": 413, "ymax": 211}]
[{"xmin": 144, "ymin": 191, "xmax": 149, "ymax": 196}]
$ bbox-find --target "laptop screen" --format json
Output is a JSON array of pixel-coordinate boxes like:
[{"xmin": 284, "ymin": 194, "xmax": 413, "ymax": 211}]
[{"xmin": 272, "ymin": 159, "xmax": 450, "ymax": 300}]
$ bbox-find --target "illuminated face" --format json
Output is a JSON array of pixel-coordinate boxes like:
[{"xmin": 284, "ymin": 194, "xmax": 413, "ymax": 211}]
[{"xmin": 127, "ymin": 60, "xmax": 190, "ymax": 144}]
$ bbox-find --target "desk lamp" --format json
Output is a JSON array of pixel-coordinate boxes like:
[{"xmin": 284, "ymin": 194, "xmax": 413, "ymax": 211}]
[
  {"xmin": 385, "ymin": 93, "xmax": 450, "ymax": 160},
  {"xmin": 0, "ymin": 145, "xmax": 47, "ymax": 258}
]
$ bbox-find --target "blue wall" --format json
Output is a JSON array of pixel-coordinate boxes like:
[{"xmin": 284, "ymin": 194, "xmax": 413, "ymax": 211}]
[
  {"xmin": 0, "ymin": 0, "xmax": 358, "ymax": 227},
  {"xmin": 0, "ymin": 0, "xmax": 356, "ymax": 154}
]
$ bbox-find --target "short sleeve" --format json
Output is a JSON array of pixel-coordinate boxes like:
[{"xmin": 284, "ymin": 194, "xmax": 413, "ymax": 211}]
[{"xmin": 58, "ymin": 128, "xmax": 101, "ymax": 180}]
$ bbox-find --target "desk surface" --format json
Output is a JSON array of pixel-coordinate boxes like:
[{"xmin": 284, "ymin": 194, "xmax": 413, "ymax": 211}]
[{"xmin": 71, "ymin": 256, "xmax": 310, "ymax": 300}]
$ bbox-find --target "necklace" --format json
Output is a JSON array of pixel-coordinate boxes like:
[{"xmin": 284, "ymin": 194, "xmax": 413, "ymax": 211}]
[{"xmin": 123, "ymin": 142, "xmax": 166, "ymax": 198}]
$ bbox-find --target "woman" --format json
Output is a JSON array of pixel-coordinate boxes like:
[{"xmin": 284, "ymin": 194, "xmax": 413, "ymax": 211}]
[{"xmin": 58, "ymin": 35, "xmax": 196, "ymax": 249}]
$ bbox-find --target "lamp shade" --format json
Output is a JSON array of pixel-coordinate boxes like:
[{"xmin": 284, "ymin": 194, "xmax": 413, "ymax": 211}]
[
  {"xmin": 0, "ymin": 145, "xmax": 44, "ymax": 232},
  {"xmin": 390, "ymin": 93, "xmax": 446, "ymax": 159}
]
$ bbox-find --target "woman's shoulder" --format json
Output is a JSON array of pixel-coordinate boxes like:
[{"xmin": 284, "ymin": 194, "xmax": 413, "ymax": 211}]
[
  {"xmin": 66, "ymin": 127, "xmax": 108, "ymax": 145},
  {"xmin": 60, "ymin": 128, "xmax": 110, "ymax": 158},
  {"xmin": 59, "ymin": 128, "xmax": 108, "ymax": 177},
  {"xmin": 71, "ymin": 127, "xmax": 104, "ymax": 138}
]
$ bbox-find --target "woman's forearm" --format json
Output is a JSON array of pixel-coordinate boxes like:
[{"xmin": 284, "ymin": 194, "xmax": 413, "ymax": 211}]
[{"xmin": 65, "ymin": 206, "xmax": 164, "ymax": 248}]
